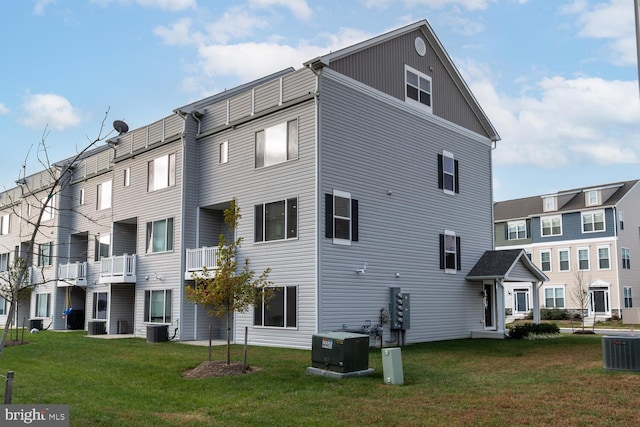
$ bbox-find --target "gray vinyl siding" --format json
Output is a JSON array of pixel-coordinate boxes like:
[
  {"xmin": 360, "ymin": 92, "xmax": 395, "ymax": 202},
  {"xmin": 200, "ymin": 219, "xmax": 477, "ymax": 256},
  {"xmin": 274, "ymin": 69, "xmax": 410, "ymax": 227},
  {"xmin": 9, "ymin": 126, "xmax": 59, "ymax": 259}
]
[
  {"xmin": 531, "ymin": 209, "xmax": 615, "ymax": 243},
  {"xmin": 195, "ymin": 95, "xmax": 317, "ymax": 349},
  {"xmin": 494, "ymin": 220, "xmax": 533, "ymax": 247},
  {"xmin": 617, "ymin": 183, "xmax": 640, "ymax": 306},
  {"xmin": 317, "ymin": 71, "xmax": 494, "ymax": 344},
  {"xmin": 109, "ymin": 285, "xmax": 135, "ymax": 334},
  {"xmin": 254, "ymin": 79, "xmax": 280, "ymax": 113},
  {"xmin": 327, "ymin": 29, "xmax": 489, "ymax": 138}
]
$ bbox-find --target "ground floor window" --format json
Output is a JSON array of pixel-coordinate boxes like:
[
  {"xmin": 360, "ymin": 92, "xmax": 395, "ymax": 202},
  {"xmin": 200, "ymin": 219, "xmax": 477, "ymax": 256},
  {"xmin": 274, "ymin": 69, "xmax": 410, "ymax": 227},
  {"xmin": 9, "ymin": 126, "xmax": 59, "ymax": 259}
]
[
  {"xmin": 93, "ymin": 292, "xmax": 108, "ymax": 320},
  {"xmin": 254, "ymin": 286, "xmax": 296, "ymax": 328},
  {"xmin": 144, "ymin": 289, "xmax": 172, "ymax": 323},
  {"xmin": 35, "ymin": 293, "xmax": 50, "ymax": 317},
  {"xmin": 544, "ymin": 286, "xmax": 565, "ymax": 308}
]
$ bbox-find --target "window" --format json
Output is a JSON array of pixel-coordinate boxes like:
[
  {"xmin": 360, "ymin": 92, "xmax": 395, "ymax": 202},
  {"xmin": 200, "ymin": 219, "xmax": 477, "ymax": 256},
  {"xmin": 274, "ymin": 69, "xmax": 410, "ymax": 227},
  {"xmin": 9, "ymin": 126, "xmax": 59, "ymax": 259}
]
[
  {"xmin": 439, "ymin": 230, "xmax": 461, "ymax": 273},
  {"xmin": 255, "ymin": 119, "xmax": 298, "ymax": 168},
  {"xmin": 585, "ymin": 190, "xmax": 600, "ymax": 206},
  {"xmin": 507, "ymin": 221, "xmax": 527, "ymax": 240},
  {"xmin": 544, "ymin": 287, "xmax": 565, "ymax": 308},
  {"xmin": 148, "ymin": 153, "xmax": 176, "ymax": 191},
  {"xmin": 624, "ymin": 286, "xmax": 633, "ymax": 308},
  {"xmin": 325, "ymin": 191, "xmax": 358, "ymax": 245},
  {"xmin": 559, "ymin": 249, "xmax": 570, "ymax": 272},
  {"xmin": 582, "ymin": 210, "xmax": 604, "ymax": 233},
  {"xmin": 144, "ymin": 289, "xmax": 172, "ymax": 323},
  {"xmin": 0, "ymin": 253, "xmax": 9, "ymax": 271},
  {"xmin": 254, "ymin": 286, "xmax": 296, "ymax": 328},
  {"xmin": 404, "ymin": 65, "xmax": 432, "ymax": 113},
  {"xmin": 146, "ymin": 218, "xmax": 174, "ymax": 253},
  {"xmin": 619, "ymin": 211, "xmax": 624, "ymax": 230},
  {"xmin": 598, "ymin": 246, "xmax": 610, "ymax": 270},
  {"xmin": 0, "ymin": 214, "xmax": 10, "ymax": 235},
  {"xmin": 578, "ymin": 248, "xmax": 590, "ymax": 271},
  {"xmin": 124, "ymin": 168, "xmax": 131, "ymax": 187},
  {"xmin": 38, "ymin": 242, "xmax": 52, "ymax": 266},
  {"xmin": 0, "ymin": 296, "xmax": 5, "ymax": 316},
  {"xmin": 220, "ymin": 141, "xmax": 229, "ymax": 164},
  {"xmin": 622, "ymin": 248, "xmax": 631, "ymax": 269},
  {"xmin": 254, "ymin": 198, "xmax": 297, "ymax": 242},
  {"xmin": 95, "ymin": 234, "xmax": 111, "ymax": 261},
  {"xmin": 35, "ymin": 293, "xmax": 50, "ymax": 317},
  {"xmin": 438, "ymin": 151, "xmax": 459, "ymax": 194},
  {"xmin": 543, "ymin": 196, "xmax": 556, "ymax": 212},
  {"xmin": 97, "ymin": 180, "xmax": 112, "ymax": 210},
  {"xmin": 540, "ymin": 250, "xmax": 551, "ymax": 272},
  {"xmin": 93, "ymin": 292, "xmax": 108, "ymax": 320},
  {"xmin": 79, "ymin": 188, "xmax": 85, "ymax": 205},
  {"xmin": 41, "ymin": 196, "xmax": 54, "ymax": 221},
  {"xmin": 541, "ymin": 216, "xmax": 562, "ymax": 237}
]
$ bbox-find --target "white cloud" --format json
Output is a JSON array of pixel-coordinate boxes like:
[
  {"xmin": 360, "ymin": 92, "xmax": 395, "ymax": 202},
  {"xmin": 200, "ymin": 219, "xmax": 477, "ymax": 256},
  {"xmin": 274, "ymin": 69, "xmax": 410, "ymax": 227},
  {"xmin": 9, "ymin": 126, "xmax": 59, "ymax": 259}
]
[
  {"xmin": 204, "ymin": 8, "xmax": 271, "ymax": 44},
  {"xmin": 154, "ymin": 18, "xmax": 194, "ymax": 46},
  {"xmin": 33, "ymin": 0, "xmax": 56, "ymax": 15},
  {"xmin": 90, "ymin": 0, "xmax": 196, "ymax": 11},
  {"xmin": 361, "ymin": 0, "xmax": 494, "ymax": 10},
  {"xmin": 20, "ymin": 94, "xmax": 82, "ymax": 131},
  {"xmin": 0, "ymin": 103, "xmax": 9, "ymax": 115},
  {"xmin": 248, "ymin": 0, "xmax": 313, "ymax": 20}
]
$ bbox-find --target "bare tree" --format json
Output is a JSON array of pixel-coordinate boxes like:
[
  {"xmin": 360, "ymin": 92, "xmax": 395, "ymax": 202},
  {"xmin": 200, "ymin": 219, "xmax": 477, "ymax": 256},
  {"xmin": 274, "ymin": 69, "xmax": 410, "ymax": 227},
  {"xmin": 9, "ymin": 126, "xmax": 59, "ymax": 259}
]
[
  {"xmin": 571, "ymin": 268, "xmax": 593, "ymax": 333},
  {"xmin": 0, "ymin": 111, "xmax": 113, "ymax": 362}
]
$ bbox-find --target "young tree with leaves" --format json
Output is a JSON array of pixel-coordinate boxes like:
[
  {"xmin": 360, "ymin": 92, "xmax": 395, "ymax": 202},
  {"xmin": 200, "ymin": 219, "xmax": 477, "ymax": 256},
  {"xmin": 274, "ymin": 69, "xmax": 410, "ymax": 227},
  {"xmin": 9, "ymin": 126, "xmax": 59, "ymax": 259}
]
[{"xmin": 186, "ymin": 198, "xmax": 273, "ymax": 365}]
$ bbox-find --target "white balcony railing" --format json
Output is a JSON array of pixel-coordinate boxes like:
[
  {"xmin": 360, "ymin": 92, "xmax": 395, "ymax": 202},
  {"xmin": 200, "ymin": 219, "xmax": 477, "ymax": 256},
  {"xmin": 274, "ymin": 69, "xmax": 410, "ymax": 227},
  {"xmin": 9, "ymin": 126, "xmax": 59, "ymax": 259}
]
[
  {"xmin": 99, "ymin": 254, "xmax": 137, "ymax": 284},
  {"xmin": 58, "ymin": 261, "xmax": 88, "ymax": 286},
  {"xmin": 185, "ymin": 246, "xmax": 224, "ymax": 279}
]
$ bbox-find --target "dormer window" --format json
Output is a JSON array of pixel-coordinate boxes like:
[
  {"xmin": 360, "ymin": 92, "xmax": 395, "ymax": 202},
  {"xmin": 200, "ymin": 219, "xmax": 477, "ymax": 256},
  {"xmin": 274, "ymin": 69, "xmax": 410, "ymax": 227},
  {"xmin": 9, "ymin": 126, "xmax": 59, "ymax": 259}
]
[
  {"xmin": 543, "ymin": 196, "xmax": 556, "ymax": 212},
  {"xmin": 585, "ymin": 190, "xmax": 600, "ymax": 206}
]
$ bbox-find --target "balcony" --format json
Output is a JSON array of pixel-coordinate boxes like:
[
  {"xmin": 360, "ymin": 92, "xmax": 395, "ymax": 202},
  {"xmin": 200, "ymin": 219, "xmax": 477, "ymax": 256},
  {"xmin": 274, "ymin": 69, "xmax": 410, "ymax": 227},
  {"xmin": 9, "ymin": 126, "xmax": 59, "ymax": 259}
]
[
  {"xmin": 58, "ymin": 262, "xmax": 88, "ymax": 287},
  {"xmin": 185, "ymin": 246, "xmax": 224, "ymax": 279},
  {"xmin": 99, "ymin": 254, "xmax": 137, "ymax": 284}
]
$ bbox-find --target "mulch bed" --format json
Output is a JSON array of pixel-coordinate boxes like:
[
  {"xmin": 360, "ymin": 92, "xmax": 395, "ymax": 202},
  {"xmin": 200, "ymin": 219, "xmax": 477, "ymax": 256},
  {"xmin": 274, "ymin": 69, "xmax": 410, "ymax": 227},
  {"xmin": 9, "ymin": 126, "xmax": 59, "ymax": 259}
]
[{"xmin": 183, "ymin": 361, "xmax": 259, "ymax": 378}]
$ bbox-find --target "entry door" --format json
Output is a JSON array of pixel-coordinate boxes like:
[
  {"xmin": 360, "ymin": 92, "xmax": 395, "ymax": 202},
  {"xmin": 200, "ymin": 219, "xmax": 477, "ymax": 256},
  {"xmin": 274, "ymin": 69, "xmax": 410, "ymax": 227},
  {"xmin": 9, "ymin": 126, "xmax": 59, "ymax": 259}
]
[
  {"xmin": 483, "ymin": 283, "xmax": 496, "ymax": 329},
  {"xmin": 514, "ymin": 289, "xmax": 529, "ymax": 313},
  {"xmin": 590, "ymin": 289, "xmax": 609, "ymax": 314}
]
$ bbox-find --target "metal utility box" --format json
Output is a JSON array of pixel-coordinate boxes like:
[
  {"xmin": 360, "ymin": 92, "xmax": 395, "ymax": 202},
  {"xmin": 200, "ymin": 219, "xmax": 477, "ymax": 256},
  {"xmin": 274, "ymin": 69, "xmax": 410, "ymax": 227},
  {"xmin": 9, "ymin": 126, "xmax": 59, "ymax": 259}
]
[
  {"xmin": 603, "ymin": 336, "xmax": 640, "ymax": 371},
  {"xmin": 382, "ymin": 347, "xmax": 404, "ymax": 385},
  {"xmin": 311, "ymin": 332, "xmax": 369, "ymax": 373},
  {"xmin": 29, "ymin": 319, "xmax": 43, "ymax": 330},
  {"xmin": 87, "ymin": 320, "xmax": 106, "ymax": 335},
  {"xmin": 389, "ymin": 287, "xmax": 410, "ymax": 330},
  {"xmin": 147, "ymin": 325, "xmax": 169, "ymax": 343}
]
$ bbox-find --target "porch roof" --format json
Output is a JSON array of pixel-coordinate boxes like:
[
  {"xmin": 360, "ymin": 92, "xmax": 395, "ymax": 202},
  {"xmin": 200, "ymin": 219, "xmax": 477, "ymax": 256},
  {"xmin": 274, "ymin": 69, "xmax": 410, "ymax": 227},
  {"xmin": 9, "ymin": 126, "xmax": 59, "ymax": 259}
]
[{"xmin": 466, "ymin": 249, "xmax": 548, "ymax": 283}]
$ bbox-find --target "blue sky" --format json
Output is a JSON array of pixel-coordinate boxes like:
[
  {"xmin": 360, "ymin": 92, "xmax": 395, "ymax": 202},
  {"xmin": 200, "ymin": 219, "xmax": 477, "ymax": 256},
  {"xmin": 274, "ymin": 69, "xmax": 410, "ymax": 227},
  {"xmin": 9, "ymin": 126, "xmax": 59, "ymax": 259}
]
[{"xmin": 0, "ymin": 0, "xmax": 638, "ymax": 201}]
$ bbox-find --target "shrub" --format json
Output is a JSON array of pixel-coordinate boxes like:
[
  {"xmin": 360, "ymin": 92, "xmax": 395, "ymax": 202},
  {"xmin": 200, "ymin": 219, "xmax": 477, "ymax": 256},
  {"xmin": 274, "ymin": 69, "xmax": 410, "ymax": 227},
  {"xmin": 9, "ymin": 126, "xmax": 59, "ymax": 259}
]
[
  {"xmin": 572, "ymin": 312, "xmax": 582, "ymax": 321},
  {"xmin": 508, "ymin": 323, "xmax": 560, "ymax": 339},
  {"xmin": 540, "ymin": 308, "xmax": 569, "ymax": 320}
]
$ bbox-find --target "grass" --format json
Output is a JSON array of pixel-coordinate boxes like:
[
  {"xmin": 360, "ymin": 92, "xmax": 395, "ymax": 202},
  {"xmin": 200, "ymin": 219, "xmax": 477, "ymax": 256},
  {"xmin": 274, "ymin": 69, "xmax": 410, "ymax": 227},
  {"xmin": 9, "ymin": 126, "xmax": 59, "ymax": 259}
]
[{"xmin": 1, "ymin": 331, "xmax": 640, "ymax": 426}]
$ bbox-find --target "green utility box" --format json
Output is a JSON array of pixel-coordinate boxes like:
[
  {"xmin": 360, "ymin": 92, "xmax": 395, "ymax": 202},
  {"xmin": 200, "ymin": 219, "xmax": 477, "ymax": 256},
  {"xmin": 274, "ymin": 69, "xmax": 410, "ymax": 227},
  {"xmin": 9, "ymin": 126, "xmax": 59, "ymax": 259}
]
[
  {"xmin": 311, "ymin": 332, "xmax": 369, "ymax": 373},
  {"xmin": 382, "ymin": 347, "xmax": 404, "ymax": 385}
]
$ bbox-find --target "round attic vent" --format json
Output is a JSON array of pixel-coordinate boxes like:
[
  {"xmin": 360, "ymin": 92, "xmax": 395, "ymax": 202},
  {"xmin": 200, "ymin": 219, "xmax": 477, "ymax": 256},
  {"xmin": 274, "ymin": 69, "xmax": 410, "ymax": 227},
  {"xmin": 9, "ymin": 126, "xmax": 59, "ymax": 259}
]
[{"xmin": 414, "ymin": 36, "xmax": 426, "ymax": 56}]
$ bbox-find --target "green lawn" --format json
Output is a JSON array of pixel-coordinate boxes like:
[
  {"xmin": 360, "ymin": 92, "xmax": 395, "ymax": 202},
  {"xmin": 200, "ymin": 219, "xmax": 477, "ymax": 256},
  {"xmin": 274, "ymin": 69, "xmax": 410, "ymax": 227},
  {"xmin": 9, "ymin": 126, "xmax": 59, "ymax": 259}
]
[{"xmin": 1, "ymin": 331, "xmax": 639, "ymax": 426}]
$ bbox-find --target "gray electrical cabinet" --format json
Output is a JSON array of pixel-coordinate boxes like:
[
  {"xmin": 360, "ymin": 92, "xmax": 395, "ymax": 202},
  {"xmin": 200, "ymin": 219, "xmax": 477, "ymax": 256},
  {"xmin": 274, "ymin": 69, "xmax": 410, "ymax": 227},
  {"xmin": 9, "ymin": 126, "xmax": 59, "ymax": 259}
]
[
  {"xmin": 382, "ymin": 347, "xmax": 404, "ymax": 385},
  {"xmin": 389, "ymin": 287, "xmax": 410, "ymax": 330},
  {"xmin": 311, "ymin": 332, "xmax": 369, "ymax": 373},
  {"xmin": 603, "ymin": 336, "xmax": 640, "ymax": 371}
]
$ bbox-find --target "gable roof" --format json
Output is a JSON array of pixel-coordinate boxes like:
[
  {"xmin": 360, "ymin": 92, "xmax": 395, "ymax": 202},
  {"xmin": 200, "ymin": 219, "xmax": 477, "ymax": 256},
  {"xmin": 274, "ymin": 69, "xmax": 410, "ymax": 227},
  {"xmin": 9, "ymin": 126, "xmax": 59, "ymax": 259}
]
[
  {"xmin": 466, "ymin": 249, "xmax": 548, "ymax": 282},
  {"xmin": 304, "ymin": 19, "xmax": 500, "ymax": 142},
  {"xmin": 494, "ymin": 179, "xmax": 639, "ymax": 221}
]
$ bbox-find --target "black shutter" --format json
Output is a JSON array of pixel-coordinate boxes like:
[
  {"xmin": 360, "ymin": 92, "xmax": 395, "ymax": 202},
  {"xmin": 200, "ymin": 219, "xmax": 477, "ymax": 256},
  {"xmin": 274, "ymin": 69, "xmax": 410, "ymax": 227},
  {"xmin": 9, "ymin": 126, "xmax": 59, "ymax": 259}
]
[
  {"xmin": 437, "ymin": 154, "xmax": 443, "ymax": 189},
  {"xmin": 454, "ymin": 160, "xmax": 460, "ymax": 194},
  {"xmin": 351, "ymin": 199, "xmax": 358, "ymax": 242},
  {"xmin": 526, "ymin": 220, "xmax": 531, "ymax": 239},
  {"xmin": 504, "ymin": 224, "xmax": 509, "ymax": 241},
  {"xmin": 456, "ymin": 236, "xmax": 461, "ymax": 271},
  {"xmin": 325, "ymin": 193, "xmax": 333, "ymax": 238},
  {"xmin": 439, "ymin": 234, "xmax": 444, "ymax": 269}
]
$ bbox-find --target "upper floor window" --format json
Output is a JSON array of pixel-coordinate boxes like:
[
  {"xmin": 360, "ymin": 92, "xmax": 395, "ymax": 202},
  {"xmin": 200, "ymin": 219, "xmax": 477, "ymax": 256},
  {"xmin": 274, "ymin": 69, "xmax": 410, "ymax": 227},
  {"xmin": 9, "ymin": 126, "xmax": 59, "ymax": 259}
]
[
  {"xmin": 540, "ymin": 250, "xmax": 551, "ymax": 272},
  {"xmin": 507, "ymin": 221, "xmax": 526, "ymax": 240},
  {"xmin": 254, "ymin": 286, "xmax": 297, "ymax": 328},
  {"xmin": 220, "ymin": 141, "xmax": 229, "ymax": 164},
  {"xmin": 622, "ymin": 248, "xmax": 631, "ymax": 269},
  {"xmin": 543, "ymin": 196, "xmax": 556, "ymax": 212},
  {"xmin": 624, "ymin": 286, "xmax": 633, "ymax": 308},
  {"xmin": 148, "ymin": 153, "xmax": 176, "ymax": 192},
  {"xmin": 79, "ymin": 188, "xmax": 85, "ymax": 206},
  {"xmin": 558, "ymin": 249, "xmax": 570, "ymax": 272},
  {"xmin": 585, "ymin": 190, "xmax": 600, "ymax": 206},
  {"xmin": 619, "ymin": 211, "xmax": 624, "ymax": 230},
  {"xmin": 0, "ymin": 253, "xmax": 9, "ymax": 271},
  {"xmin": 97, "ymin": 180, "xmax": 112, "ymax": 210},
  {"xmin": 325, "ymin": 191, "xmax": 358, "ymax": 245},
  {"xmin": 582, "ymin": 210, "xmax": 604, "ymax": 233},
  {"xmin": 146, "ymin": 218, "xmax": 174, "ymax": 253},
  {"xmin": 38, "ymin": 242, "xmax": 52, "ymax": 267},
  {"xmin": 123, "ymin": 168, "xmax": 131, "ymax": 187},
  {"xmin": 577, "ymin": 248, "xmax": 590, "ymax": 271},
  {"xmin": 41, "ymin": 196, "xmax": 54, "ymax": 221},
  {"xmin": 255, "ymin": 119, "xmax": 298, "ymax": 168},
  {"xmin": 439, "ymin": 230, "xmax": 461, "ymax": 274},
  {"xmin": 254, "ymin": 198, "xmax": 298, "ymax": 243},
  {"xmin": 438, "ymin": 151, "xmax": 459, "ymax": 195},
  {"xmin": 95, "ymin": 234, "xmax": 111, "ymax": 261},
  {"xmin": 541, "ymin": 216, "xmax": 562, "ymax": 237},
  {"xmin": 404, "ymin": 65, "xmax": 432, "ymax": 113},
  {"xmin": 598, "ymin": 246, "xmax": 610, "ymax": 270},
  {"xmin": 0, "ymin": 214, "xmax": 9, "ymax": 235}
]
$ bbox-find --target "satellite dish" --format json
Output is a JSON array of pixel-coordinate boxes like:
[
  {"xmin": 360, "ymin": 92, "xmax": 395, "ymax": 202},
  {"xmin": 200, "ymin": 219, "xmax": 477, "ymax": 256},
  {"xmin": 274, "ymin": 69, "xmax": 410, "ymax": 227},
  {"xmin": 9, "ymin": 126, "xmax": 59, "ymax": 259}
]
[{"xmin": 113, "ymin": 120, "xmax": 129, "ymax": 134}]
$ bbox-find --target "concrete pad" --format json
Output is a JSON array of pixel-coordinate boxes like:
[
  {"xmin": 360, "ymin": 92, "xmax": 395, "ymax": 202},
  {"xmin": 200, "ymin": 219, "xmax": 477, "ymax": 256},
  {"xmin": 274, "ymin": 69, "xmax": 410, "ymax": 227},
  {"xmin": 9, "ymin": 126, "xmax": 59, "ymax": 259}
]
[{"xmin": 306, "ymin": 367, "xmax": 374, "ymax": 379}]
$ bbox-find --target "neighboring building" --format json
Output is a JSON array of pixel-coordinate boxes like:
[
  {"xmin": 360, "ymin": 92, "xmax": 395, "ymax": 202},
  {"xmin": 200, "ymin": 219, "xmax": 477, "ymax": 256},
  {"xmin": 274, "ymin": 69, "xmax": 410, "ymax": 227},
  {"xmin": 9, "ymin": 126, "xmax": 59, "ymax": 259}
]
[
  {"xmin": 0, "ymin": 20, "xmax": 547, "ymax": 347},
  {"xmin": 494, "ymin": 180, "xmax": 640, "ymax": 322}
]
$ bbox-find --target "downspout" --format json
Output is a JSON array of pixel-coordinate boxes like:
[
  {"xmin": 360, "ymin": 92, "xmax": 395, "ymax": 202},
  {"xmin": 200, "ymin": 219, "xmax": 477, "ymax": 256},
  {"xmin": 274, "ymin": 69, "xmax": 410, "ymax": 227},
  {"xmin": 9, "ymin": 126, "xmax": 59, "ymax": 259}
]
[
  {"xmin": 175, "ymin": 109, "xmax": 189, "ymax": 341},
  {"xmin": 613, "ymin": 206, "xmax": 622, "ymax": 315}
]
